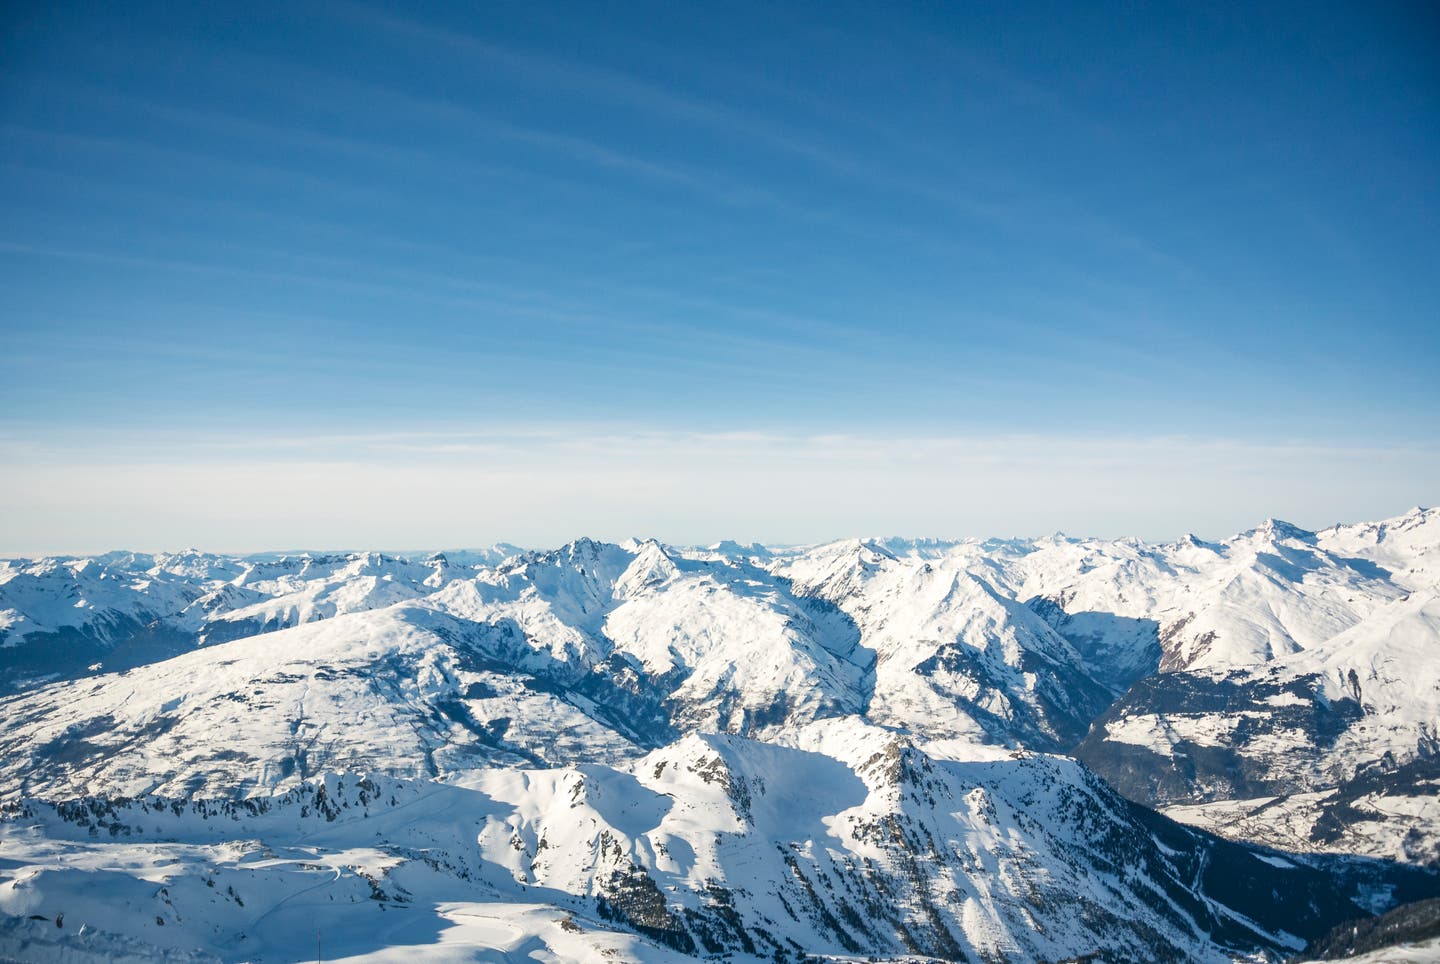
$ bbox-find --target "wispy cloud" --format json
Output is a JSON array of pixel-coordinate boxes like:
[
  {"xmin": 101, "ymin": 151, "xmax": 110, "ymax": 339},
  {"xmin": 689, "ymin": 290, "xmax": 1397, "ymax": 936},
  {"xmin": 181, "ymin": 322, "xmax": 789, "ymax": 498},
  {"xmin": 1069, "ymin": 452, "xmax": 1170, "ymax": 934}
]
[
  {"xmin": 0, "ymin": 237, "xmax": 914, "ymax": 371},
  {"xmin": 337, "ymin": 5, "xmax": 1197, "ymax": 279},
  {"xmin": 333, "ymin": 1, "xmax": 870, "ymax": 179},
  {"xmin": 5, "ymin": 61, "xmax": 1182, "ymax": 296}
]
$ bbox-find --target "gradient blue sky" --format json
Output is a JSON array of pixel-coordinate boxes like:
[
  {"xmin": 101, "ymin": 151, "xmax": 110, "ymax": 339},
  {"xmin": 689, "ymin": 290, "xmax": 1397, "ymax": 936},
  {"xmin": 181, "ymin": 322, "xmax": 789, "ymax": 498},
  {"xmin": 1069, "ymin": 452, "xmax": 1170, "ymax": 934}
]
[{"xmin": 2, "ymin": 1, "xmax": 1437, "ymax": 551}]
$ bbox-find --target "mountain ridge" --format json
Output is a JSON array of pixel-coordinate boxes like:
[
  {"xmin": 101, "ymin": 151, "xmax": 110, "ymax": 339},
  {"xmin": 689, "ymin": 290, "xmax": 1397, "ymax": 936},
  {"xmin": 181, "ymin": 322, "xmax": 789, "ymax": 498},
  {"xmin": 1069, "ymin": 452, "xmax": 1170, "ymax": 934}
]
[{"xmin": 1, "ymin": 508, "xmax": 1437, "ymax": 961}]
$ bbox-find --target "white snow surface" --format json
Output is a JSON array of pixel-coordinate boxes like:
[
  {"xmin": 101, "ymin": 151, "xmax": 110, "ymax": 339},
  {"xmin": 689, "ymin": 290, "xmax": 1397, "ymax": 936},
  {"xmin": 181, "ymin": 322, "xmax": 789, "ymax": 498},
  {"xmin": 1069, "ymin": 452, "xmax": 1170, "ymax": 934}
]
[{"xmin": 0, "ymin": 508, "xmax": 1437, "ymax": 961}]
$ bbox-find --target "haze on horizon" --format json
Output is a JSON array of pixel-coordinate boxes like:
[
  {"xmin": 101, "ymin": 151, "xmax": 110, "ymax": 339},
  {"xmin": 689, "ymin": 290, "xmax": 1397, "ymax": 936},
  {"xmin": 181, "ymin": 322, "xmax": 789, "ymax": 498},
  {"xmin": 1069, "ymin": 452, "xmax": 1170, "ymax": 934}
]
[{"xmin": 1, "ymin": 1, "xmax": 1437, "ymax": 552}]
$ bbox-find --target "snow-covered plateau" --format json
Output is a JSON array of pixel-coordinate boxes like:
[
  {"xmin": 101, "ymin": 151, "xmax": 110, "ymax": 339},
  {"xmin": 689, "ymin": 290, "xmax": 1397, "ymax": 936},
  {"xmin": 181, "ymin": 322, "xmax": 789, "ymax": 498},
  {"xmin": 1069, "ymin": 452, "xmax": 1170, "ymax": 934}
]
[{"xmin": 1, "ymin": 509, "xmax": 1438, "ymax": 962}]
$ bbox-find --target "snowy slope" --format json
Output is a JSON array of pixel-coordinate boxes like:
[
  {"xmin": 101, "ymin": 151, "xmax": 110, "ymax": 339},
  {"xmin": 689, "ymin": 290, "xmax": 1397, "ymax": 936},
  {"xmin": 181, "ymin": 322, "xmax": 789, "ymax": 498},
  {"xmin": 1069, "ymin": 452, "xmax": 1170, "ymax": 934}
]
[
  {"xmin": 3, "ymin": 727, "xmax": 1428, "ymax": 963},
  {"xmin": 1318, "ymin": 508, "xmax": 1440, "ymax": 592},
  {"xmin": 1010, "ymin": 519, "xmax": 1411, "ymax": 675},
  {"xmin": 196, "ymin": 553, "xmax": 448, "ymax": 644},
  {"xmin": 1, "ymin": 509, "xmax": 1438, "ymax": 960},
  {"xmin": 777, "ymin": 541, "xmax": 1115, "ymax": 750},
  {"xmin": 0, "ymin": 604, "xmax": 660, "ymax": 802}
]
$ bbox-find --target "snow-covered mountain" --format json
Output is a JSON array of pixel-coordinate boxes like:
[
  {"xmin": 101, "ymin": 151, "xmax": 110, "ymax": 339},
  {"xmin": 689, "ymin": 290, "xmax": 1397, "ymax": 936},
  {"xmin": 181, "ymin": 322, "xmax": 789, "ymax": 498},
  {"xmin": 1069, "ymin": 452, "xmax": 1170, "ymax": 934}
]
[
  {"xmin": 1076, "ymin": 591, "xmax": 1440, "ymax": 866},
  {"xmin": 1, "ymin": 509, "xmax": 1437, "ymax": 961},
  {"xmin": 6, "ymin": 724, "xmax": 1431, "ymax": 963}
]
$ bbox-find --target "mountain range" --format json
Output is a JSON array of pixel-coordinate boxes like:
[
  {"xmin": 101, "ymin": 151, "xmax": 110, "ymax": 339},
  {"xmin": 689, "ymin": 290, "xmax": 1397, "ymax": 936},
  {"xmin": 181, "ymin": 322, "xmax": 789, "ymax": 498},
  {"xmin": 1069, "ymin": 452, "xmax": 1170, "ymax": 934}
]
[{"xmin": 1, "ymin": 508, "xmax": 1436, "ymax": 961}]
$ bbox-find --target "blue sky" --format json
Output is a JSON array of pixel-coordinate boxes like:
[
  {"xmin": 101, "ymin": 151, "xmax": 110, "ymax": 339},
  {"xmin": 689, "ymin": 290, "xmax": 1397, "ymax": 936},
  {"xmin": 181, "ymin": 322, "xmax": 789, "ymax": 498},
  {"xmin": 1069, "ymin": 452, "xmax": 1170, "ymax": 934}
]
[{"xmin": 1, "ymin": 1, "xmax": 1437, "ymax": 551}]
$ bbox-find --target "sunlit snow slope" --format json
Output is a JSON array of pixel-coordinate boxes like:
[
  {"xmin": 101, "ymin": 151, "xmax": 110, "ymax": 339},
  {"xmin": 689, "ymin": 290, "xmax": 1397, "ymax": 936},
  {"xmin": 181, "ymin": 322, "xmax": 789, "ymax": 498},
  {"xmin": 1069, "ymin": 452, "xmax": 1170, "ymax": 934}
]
[{"xmin": 1, "ymin": 509, "xmax": 1437, "ymax": 961}]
